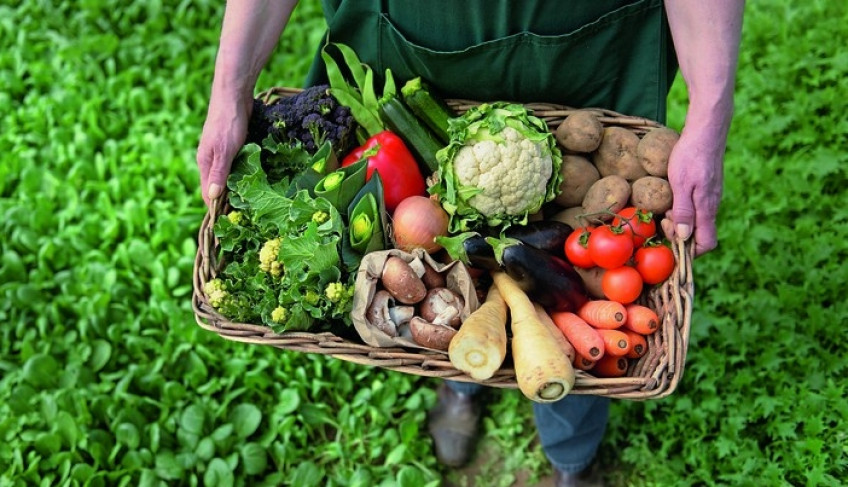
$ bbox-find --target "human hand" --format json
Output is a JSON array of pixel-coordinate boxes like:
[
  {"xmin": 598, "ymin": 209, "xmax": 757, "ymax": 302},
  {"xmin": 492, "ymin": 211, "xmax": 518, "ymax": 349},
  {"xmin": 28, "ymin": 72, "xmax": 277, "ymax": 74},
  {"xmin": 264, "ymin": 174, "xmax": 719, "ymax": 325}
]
[
  {"xmin": 196, "ymin": 92, "xmax": 253, "ymax": 207},
  {"xmin": 662, "ymin": 126, "xmax": 725, "ymax": 257}
]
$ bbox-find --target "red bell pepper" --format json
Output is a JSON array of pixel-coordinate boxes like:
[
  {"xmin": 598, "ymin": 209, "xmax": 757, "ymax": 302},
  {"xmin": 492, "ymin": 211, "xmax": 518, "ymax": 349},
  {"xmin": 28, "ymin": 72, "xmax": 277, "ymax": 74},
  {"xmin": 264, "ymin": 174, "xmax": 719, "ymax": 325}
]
[{"xmin": 341, "ymin": 130, "xmax": 426, "ymax": 213}]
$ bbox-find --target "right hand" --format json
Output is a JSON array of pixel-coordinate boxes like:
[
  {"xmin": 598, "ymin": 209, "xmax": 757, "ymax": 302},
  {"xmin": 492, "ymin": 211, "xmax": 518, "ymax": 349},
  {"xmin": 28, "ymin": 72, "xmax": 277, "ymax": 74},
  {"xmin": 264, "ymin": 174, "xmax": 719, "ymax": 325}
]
[{"xmin": 196, "ymin": 92, "xmax": 253, "ymax": 207}]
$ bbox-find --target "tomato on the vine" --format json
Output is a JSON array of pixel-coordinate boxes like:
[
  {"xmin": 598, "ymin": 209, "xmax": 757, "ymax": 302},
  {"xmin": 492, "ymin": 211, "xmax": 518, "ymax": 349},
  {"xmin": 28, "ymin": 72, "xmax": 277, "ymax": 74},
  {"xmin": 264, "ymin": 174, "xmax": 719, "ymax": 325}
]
[
  {"xmin": 588, "ymin": 225, "xmax": 634, "ymax": 269},
  {"xmin": 613, "ymin": 207, "xmax": 657, "ymax": 247},
  {"xmin": 601, "ymin": 266, "xmax": 643, "ymax": 304},
  {"xmin": 634, "ymin": 244, "xmax": 675, "ymax": 284},
  {"xmin": 565, "ymin": 227, "xmax": 595, "ymax": 268}
]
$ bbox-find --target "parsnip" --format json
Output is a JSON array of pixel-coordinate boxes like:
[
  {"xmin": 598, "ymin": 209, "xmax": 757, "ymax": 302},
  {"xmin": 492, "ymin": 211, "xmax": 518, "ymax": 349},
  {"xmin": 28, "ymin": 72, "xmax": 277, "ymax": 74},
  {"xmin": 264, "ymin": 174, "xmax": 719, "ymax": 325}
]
[
  {"xmin": 492, "ymin": 272, "xmax": 575, "ymax": 403},
  {"xmin": 448, "ymin": 286, "xmax": 509, "ymax": 380}
]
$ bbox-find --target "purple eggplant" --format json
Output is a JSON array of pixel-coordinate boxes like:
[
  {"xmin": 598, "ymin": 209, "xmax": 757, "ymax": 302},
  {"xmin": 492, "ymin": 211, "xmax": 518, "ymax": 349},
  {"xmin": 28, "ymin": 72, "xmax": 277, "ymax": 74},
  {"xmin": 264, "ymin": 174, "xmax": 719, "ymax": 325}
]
[{"xmin": 487, "ymin": 237, "xmax": 588, "ymax": 312}]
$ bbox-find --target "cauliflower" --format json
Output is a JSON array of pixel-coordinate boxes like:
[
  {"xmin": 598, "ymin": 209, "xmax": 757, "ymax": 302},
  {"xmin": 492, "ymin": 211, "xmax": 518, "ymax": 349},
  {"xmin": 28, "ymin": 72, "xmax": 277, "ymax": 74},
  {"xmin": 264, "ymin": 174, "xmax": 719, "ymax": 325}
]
[
  {"xmin": 202, "ymin": 278, "xmax": 229, "ymax": 309},
  {"xmin": 325, "ymin": 281, "xmax": 353, "ymax": 304},
  {"xmin": 227, "ymin": 211, "xmax": 245, "ymax": 226},
  {"xmin": 452, "ymin": 126, "xmax": 553, "ymax": 218},
  {"xmin": 432, "ymin": 102, "xmax": 562, "ymax": 232},
  {"xmin": 259, "ymin": 238, "xmax": 283, "ymax": 277},
  {"xmin": 270, "ymin": 306, "xmax": 288, "ymax": 323},
  {"xmin": 311, "ymin": 210, "xmax": 330, "ymax": 224}
]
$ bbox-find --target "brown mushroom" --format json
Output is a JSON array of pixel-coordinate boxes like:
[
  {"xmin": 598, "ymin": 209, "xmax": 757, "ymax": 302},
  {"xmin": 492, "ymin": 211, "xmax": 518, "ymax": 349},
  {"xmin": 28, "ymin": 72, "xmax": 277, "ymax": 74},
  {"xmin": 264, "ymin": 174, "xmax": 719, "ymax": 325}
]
[
  {"xmin": 367, "ymin": 290, "xmax": 399, "ymax": 337},
  {"xmin": 418, "ymin": 287, "xmax": 465, "ymax": 328},
  {"xmin": 381, "ymin": 256, "xmax": 427, "ymax": 304},
  {"xmin": 409, "ymin": 316, "xmax": 458, "ymax": 351}
]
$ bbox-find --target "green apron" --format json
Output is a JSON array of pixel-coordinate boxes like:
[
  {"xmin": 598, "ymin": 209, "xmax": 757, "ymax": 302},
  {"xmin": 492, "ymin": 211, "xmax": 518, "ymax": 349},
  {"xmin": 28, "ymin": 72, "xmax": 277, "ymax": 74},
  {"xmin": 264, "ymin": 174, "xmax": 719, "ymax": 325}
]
[{"xmin": 305, "ymin": 0, "xmax": 677, "ymax": 123}]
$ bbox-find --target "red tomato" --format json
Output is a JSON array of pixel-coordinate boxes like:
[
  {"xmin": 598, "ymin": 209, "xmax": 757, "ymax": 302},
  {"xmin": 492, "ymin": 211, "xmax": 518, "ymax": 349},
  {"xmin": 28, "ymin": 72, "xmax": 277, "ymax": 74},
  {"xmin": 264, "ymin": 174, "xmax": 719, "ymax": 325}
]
[
  {"xmin": 564, "ymin": 227, "xmax": 595, "ymax": 268},
  {"xmin": 635, "ymin": 244, "xmax": 675, "ymax": 284},
  {"xmin": 613, "ymin": 207, "xmax": 657, "ymax": 247},
  {"xmin": 588, "ymin": 225, "xmax": 634, "ymax": 269},
  {"xmin": 601, "ymin": 266, "xmax": 643, "ymax": 304}
]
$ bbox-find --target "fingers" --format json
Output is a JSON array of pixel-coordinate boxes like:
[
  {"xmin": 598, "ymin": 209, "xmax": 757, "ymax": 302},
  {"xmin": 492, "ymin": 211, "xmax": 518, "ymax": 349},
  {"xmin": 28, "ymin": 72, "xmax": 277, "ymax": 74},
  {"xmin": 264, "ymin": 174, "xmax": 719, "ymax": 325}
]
[{"xmin": 665, "ymin": 187, "xmax": 719, "ymax": 257}]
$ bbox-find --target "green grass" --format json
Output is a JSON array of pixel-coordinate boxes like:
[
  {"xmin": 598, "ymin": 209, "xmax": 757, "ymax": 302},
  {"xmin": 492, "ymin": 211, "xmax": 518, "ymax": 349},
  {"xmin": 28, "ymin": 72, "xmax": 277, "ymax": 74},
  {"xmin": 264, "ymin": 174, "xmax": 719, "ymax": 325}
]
[{"xmin": 1, "ymin": 1, "xmax": 846, "ymax": 486}]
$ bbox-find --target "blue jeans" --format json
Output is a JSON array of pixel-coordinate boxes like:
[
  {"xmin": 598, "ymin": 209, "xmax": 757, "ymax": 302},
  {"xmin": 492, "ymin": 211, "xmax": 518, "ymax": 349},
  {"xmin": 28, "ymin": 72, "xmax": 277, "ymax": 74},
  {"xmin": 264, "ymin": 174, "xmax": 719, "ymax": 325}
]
[{"xmin": 447, "ymin": 381, "xmax": 610, "ymax": 474}]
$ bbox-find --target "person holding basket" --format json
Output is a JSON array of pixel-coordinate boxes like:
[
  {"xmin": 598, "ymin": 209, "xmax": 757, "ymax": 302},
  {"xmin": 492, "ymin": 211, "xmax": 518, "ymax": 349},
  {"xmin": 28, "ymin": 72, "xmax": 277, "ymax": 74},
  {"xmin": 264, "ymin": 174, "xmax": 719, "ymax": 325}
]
[{"xmin": 197, "ymin": 1, "xmax": 743, "ymax": 484}]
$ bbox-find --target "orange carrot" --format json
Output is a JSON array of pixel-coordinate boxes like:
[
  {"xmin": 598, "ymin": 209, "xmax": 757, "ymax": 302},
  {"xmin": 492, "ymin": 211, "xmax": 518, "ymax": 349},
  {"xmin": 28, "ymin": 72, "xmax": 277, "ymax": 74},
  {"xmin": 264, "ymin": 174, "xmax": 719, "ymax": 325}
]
[
  {"xmin": 550, "ymin": 311, "xmax": 605, "ymax": 360},
  {"xmin": 573, "ymin": 352, "xmax": 597, "ymax": 371},
  {"xmin": 592, "ymin": 355, "xmax": 629, "ymax": 377},
  {"xmin": 596, "ymin": 329, "xmax": 632, "ymax": 357},
  {"xmin": 623, "ymin": 330, "xmax": 648, "ymax": 359},
  {"xmin": 623, "ymin": 304, "xmax": 660, "ymax": 335},
  {"xmin": 577, "ymin": 300, "xmax": 627, "ymax": 329}
]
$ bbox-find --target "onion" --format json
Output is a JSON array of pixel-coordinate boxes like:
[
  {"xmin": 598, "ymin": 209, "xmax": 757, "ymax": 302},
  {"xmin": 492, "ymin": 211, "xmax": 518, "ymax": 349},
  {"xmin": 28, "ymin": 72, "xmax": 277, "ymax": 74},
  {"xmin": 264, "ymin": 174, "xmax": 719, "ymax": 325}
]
[{"xmin": 391, "ymin": 195, "xmax": 450, "ymax": 254}]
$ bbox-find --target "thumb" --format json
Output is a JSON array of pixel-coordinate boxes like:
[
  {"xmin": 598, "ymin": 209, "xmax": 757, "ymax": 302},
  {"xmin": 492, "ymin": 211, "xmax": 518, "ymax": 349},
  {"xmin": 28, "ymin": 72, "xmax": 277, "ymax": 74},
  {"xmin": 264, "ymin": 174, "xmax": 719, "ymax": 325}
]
[
  {"xmin": 668, "ymin": 194, "xmax": 695, "ymax": 241},
  {"xmin": 206, "ymin": 152, "xmax": 234, "ymax": 203}
]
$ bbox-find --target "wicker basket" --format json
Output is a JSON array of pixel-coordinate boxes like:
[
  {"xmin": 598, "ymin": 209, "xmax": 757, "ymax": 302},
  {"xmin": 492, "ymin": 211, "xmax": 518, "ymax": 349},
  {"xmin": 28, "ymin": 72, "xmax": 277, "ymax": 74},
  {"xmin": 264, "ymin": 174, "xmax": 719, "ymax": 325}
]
[{"xmin": 192, "ymin": 88, "xmax": 695, "ymax": 400}]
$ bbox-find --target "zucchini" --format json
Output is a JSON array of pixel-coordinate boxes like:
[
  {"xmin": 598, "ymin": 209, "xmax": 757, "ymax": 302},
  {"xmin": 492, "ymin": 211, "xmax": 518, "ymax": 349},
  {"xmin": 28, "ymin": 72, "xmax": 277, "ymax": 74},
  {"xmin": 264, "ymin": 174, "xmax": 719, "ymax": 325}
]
[
  {"xmin": 401, "ymin": 77, "xmax": 456, "ymax": 144},
  {"xmin": 378, "ymin": 94, "xmax": 443, "ymax": 175}
]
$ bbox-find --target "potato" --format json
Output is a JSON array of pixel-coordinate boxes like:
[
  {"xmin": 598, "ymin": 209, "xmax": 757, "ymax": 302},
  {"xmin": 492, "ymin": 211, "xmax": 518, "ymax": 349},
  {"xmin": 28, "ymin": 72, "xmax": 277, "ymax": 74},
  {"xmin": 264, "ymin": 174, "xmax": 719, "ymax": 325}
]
[
  {"xmin": 574, "ymin": 267, "xmax": 606, "ymax": 299},
  {"xmin": 637, "ymin": 127, "xmax": 680, "ymax": 177},
  {"xmin": 555, "ymin": 111, "xmax": 603, "ymax": 153},
  {"xmin": 582, "ymin": 175, "xmax": 631, "ymax": 220},
  {"xmin": 550, "ymin": 206, "xmax": 589, "ymax": 230},
  {"xmin": 592, "ymin": 127, "xmax": 648, "ymax": 180},
  {"xmin": 554, "ymin": 155, "xmax": 601, "ymax": 207},
  {"xmin": 630, "ymin": 176, "xmax": 673, "ymax": 215}
]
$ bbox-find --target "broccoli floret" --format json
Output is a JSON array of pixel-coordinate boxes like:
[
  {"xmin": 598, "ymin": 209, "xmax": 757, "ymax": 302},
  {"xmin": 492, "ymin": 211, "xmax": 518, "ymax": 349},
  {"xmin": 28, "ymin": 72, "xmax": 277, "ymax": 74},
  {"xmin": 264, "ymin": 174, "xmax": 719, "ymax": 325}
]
[
  {"xmin": 264, "ymin": 85, "xmax": 356, "ymax": 155},
  {"xmin": 258, "ymin": 238, "xmax": 283, "ymax": 277},
  {"xmin": 246, "ymin": 98, "xmax": 273, "ymax": 145}
]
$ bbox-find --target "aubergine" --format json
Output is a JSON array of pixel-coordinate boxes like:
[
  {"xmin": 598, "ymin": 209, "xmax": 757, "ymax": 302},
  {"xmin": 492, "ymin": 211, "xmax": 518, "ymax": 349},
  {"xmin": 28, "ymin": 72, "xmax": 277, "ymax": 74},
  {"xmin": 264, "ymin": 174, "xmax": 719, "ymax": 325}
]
[
  {"xmin": 487, "ymin": 237, "xmax": 588, "ymax": 312},
  {"xmin": 436, "ymin": 232, "xmax": 499, "ymax": 271},
  {"xmin": 503, "ymin": 220, "xmax": 573, "ymax": 258}
]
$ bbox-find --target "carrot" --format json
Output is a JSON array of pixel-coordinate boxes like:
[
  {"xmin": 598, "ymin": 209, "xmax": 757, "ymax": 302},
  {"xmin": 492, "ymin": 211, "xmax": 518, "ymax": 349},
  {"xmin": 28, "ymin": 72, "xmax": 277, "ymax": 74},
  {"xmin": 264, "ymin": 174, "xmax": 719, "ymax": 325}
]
[
  {"xmin": 623, "ymin": 330, "xmax": 648, "ymax": 359},
  {"xmin": 492, "ymin": 272, "xmax": 575, "ymax": 403},
  {"xmin": 534, "ymin": 304, "xmax": 576, "ymax": 363},
  {"xmin": 572, "ymin": 352, "xmax": 597, "ymax": 371},
  {"xmin": 577, "ymin": 299, "xmax": 627, "ymax": 329},
  {"xmin": 596, "ymin": 329, "xmax": 632, "ymax": 356},
  {"xmin": 592, "ymin": 355, "xmax": 629, "ymax": 377},
  {"xmin": 448, "ymin": 286, "xmax": 508, "ymax": 380},
  {"xmin": 550, "ymin": 311, "xmax": 605, "ymax": 360},
  {"xmin": 623, "ymin": 304, "xmax": 660, "ymax": 335}
]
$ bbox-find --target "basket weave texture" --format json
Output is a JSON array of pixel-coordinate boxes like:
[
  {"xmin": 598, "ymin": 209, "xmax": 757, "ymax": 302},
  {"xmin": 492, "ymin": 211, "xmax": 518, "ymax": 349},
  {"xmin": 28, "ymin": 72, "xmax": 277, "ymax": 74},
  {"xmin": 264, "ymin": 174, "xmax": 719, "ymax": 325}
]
[{"xmin": 192, "ymin": 87, "xmax": 695, "ymax": 400}]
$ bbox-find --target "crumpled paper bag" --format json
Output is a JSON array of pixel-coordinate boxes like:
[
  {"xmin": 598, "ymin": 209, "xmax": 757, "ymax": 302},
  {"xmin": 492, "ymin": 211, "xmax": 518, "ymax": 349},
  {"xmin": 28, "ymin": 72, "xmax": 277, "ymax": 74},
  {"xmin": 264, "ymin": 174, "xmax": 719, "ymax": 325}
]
[{"xmin": 351, "ymin": 248, "xmax": 480, "ymax": 351}]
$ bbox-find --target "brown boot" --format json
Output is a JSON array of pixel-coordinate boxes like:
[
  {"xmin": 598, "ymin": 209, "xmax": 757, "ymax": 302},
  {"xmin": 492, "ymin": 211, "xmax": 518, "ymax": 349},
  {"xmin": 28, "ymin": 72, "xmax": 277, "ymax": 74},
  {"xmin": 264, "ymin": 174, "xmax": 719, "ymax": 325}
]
[{"xmin": 427, "ymin": 383, "xmax": 481, "ymax": 467}]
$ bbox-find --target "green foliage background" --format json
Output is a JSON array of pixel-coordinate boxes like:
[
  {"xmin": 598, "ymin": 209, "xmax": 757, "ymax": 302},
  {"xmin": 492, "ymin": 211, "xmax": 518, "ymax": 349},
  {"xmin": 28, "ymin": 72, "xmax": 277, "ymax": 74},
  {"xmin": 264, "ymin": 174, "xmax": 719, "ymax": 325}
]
[{"xmin": 1, "ymin": 1, "xmax": 846, "ymax": 486}]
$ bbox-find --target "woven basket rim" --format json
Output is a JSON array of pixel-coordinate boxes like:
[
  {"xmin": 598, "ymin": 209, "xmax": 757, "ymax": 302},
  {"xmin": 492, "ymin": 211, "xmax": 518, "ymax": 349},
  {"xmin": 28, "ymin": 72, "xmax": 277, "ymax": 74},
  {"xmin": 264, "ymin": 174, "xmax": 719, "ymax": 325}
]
[{"xmin": 192, "ymin": 87, "xmax": 696, "ymax": 400}]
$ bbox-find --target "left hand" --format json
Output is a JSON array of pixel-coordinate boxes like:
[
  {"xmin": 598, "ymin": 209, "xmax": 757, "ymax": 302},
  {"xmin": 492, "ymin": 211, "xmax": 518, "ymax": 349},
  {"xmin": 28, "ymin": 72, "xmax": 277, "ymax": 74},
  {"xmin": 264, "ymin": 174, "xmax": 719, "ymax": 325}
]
[{"xmin": 662, "ymin": 126, "xmax": 725, "ymax": 257}]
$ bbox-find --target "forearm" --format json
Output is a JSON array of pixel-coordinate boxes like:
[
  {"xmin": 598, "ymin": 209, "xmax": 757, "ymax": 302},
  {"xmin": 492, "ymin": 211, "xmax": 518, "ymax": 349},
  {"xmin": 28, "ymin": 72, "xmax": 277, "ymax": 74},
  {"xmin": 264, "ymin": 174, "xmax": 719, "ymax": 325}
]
[
  {"xmin": 211, "ymin": 0, "xmax": 299, "ymax": 100},
  {"xmin": 665, "ymin": 0, "xmax": 744, "ymax": 141}
]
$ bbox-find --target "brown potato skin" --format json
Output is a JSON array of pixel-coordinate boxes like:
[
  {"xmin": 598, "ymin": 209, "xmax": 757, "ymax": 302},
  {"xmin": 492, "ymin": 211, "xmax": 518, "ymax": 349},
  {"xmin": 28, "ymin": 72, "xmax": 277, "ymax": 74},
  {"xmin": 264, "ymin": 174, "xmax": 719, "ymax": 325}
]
[
  {"xmin": 574, "ymin": 267, "xmax": 606, "ymax": 299},
  {"xmin": 630, "ymin": 176, "xmax": 673, "ymax": 215},
  {"xmin": 550, "ymin": 206, "xmax": 589, "ymax": 230},
  {"xmin": 555, "ymin": 111, "xmax": 603, "ymax": 153},
  {"xmin": 637, "ymin": 127, "xmax": 680, "ymax": 177},
  {"xmin": 381, "ymin": 256, "xmax": 427, "ymax": 304},
  {"xmin": 592, "ymin": 127, "xmax": 647, "ymax": 181},
  {"xmin": 555, "ymin": 155, "xmax": 601, "ymax": 208},
  {"xmin": 582, "ymin": 175, "xmax": 631, "ymax": 220}
]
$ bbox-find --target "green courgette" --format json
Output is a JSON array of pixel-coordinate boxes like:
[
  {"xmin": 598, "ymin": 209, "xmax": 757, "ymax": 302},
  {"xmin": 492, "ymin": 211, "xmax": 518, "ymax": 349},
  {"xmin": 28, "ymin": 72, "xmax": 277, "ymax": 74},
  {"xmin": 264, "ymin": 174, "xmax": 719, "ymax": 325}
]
[
  {"xmin": 400, "ymin": 77, "xmax": 456, "ymax": 144},
  {"xmin": 378, "ymin": 94, "xmax": 443, "ymax": 175}
]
